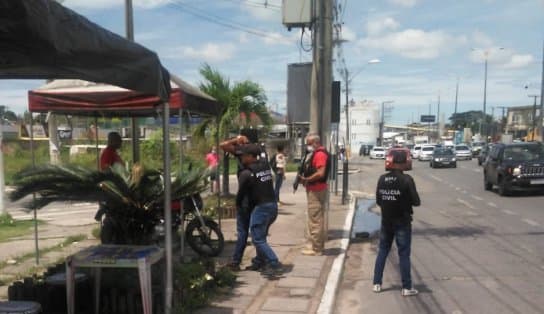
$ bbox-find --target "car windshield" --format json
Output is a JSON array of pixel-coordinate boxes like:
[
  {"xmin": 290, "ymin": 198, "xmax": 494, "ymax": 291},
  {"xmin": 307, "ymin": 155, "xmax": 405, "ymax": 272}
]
[
  {"xmin": 503, "ymin": 145, "xmax": 544, "ymax": 161},
  {"xmin": 373, "ymin": 148, "xmax": 384, "ymax": 152},
  {"xmin": 456, "ymin": 145, "xmax": 469, "ymax": 150},
  {"xmin": 434, "ymin": 149, "xmax": 454, "ymax": 155},
  {"xmin": 422, "ymin": 147, "xmax": 434, "ymax": 152}
]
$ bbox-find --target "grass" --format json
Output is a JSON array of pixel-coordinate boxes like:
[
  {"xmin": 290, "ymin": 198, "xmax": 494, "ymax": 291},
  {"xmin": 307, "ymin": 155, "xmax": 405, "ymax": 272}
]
[{"xmin": 0, "ymin": 214, "xmax": 44, "ymax": 242}]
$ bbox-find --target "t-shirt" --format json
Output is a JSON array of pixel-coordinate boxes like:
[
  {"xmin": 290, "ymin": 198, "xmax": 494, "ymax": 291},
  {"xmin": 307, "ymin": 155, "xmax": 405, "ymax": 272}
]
[
  {"xmin": 306, "ymin": 147, "xmax": 328, "ymax": 192},
  {"xmin": 206, "ymin": 152, "xmax": 219, "ymax": 168},
  {"xmin": 236, "ymin": 159, "xmax": 276, "ymax": 208},
  {"xmin": 375, "ymin": 169, "xmax": 421, "ymax": 225},
  {"xmin": 100, "ymin": 146, "xmax": 123, "ymax": 171},
  {"xmin": 275, "ymin": 153, "xmax": 286, "ymax": 173}
]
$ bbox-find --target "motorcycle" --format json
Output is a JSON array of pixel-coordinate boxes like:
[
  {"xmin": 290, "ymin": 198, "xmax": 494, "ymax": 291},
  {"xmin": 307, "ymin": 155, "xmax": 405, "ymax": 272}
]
[{"xmin": 152, "ymin": 193, "xmax": 225, "ymax": 257}]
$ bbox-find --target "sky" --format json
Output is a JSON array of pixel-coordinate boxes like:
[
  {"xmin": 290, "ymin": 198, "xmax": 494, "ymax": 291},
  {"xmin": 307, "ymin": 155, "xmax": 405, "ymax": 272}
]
[{"xmin": 2, "ymin": 0, "xmax": 544, "ymax": 126}]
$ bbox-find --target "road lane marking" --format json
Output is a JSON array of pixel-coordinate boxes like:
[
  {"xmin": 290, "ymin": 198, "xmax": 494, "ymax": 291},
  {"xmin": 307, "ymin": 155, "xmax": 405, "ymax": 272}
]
[
  {"xmin": 471, "ymin": 195, "xmax": 483, "ymax": 201},
  {"xmin": 429, "ymin": 174, "xmax": 443, "ymax": 182},
  {"xmin": 522, "ymin": 218, "xmax": 540, "ymax": 227},
  {"xmin": 457, "ymin": 198, "xmax": 476, "ymax": 210},
  {"xmin": 501, "ymin": 209, "xmax": 517, "ymax": 215},
  {"xmin": 487, "ymin": 202, "xmax": 498, "ymax": 208}
]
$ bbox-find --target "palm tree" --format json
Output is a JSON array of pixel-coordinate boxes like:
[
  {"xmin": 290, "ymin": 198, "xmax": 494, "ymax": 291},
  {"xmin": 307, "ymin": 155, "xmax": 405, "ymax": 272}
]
[
  {"xmin": 196, "ymin": 63, "xmax": 272, "ymax": 194},
  {"xmin": 9, "ymin": 163, "xmax": 209, "ymax": 244}
]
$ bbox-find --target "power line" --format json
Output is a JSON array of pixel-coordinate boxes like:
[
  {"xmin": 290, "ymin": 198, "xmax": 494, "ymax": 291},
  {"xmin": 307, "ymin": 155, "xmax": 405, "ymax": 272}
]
[
  {"xmin": 215, "ymin": 0, "xmax": 281, "ymax": 10},
  {"xmin": 166, "ymin": 0, "xmax": 284, "ymax": 40}
]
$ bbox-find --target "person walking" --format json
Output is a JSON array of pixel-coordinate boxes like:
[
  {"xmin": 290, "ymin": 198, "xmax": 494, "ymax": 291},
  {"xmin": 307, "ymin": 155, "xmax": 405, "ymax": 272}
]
[
  {"xmin": 271, "ymin": 145, "xmax": 286, "ymax": 204},
  {"xmin": 372, "ymin": 150, "xmax": 421, "ymax": 296},
  {"xmin": 235, "ymin": 143, "xmax": 283, "ymax": 276},
  {"xmin": 297, "ymin": 133, "xmax": 330, "ymax": 256},
  {"xmin": 205, "ymin": 146, "xmax": 220, "ymax": 194}
]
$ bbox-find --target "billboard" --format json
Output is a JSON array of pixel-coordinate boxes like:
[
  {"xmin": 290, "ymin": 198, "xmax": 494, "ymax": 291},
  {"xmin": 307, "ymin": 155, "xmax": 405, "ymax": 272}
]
[
  {"xmin": 420, "ymin": 115, "xmax": 436, "ymax": 123},
  {"xmin": 287, "ymin": 62, "xmax": 312, "ymax": 124}
]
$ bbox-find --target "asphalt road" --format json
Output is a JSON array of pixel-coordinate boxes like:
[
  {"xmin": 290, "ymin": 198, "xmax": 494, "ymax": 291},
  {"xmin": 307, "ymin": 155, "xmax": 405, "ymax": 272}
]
[{"xmin": 336, "ymin": 156, "xmax": 544, "ymax": 314}]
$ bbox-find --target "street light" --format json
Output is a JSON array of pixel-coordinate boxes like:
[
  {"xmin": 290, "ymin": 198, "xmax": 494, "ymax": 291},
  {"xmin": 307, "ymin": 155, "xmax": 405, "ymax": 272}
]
[
  {"xmin": 472, "ymin": 47, "xmax": 504, "ymax": 142},
  {"xmin": 339, "ymin": 58, "xmax": 380, "ymax": 204}
]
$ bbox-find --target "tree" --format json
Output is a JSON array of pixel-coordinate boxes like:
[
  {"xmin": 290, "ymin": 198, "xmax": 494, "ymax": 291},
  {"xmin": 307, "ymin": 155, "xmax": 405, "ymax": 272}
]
[{"xmin": 196, "ymin": 63, "xmax": 271, "ymax": 195}]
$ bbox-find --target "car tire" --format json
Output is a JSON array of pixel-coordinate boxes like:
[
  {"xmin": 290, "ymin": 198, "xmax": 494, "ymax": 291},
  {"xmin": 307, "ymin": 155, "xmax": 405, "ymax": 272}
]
[
  {"xmin": 484, "ymin": 175, "xmax": 492, "ymax": 191},
  {"xmin": 452, "ymin": 162, "xmax": 457, "ymax": 168},
  {"xmin": 497, "ymin": 178, "xmax": 510, "ymax": 196},
  {"xmin": 478, "ymin": 159, "xmax": 482, "ymax": 166}
]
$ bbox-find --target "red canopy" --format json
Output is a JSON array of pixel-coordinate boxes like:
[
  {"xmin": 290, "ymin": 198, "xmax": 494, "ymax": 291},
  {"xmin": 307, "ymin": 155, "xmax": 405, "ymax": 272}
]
[{"xmin": 28, "ymin": 74, "xmax": 223, "ymax": 117}]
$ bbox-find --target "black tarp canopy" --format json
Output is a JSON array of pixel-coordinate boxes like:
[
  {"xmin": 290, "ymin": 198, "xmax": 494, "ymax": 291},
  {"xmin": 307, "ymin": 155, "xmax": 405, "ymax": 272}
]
[{"xmin": 0, "ymin": 0, "xmax": 171, "ymax": 101}]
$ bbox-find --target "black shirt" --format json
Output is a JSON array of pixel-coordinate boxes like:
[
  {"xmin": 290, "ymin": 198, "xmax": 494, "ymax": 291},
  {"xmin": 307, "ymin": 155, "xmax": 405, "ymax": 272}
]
[
  {"xmin": 375, "ymin": 169, "xmax": 421, "ymax": 225},
  {"xmin": 236, "ymin": 159, "xmax": 276, "ymax": 209}
]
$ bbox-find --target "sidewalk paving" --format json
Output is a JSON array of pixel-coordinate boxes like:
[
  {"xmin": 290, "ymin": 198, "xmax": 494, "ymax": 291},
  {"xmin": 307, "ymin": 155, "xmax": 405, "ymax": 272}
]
[{"xmin": 0, "ymin": 172, "xmax": 359, "ymax": 313}]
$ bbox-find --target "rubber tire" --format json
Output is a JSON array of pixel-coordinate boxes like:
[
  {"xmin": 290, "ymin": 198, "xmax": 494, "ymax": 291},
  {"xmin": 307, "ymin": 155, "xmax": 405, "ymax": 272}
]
[
  {"xmin": 484, "ymin": 175, "xmax": 492, "ymax": 191},
  {"xmin": 498, "ymin": 178, "xmax": 510, "ymax": 196},
  {"xmin": 452, "ymin": 162, "xmax": 457, "ymax": 168},
  {"xmin": 186, "ymin": 216, "xmax": 224, "ymax": 257},
  {"xmin": 430, "ymin": 162, "xmax": 433, "ymax": 168}
]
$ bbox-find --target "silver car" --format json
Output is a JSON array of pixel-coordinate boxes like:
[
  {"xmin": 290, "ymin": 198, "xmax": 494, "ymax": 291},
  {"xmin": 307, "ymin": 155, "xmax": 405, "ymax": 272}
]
[
  {"xmin": 455, "ymin": 144, "xmax": 472, "ymax": 160},
  {"xmin": 418, "ymin": 145, "xmax": 435, "ymax": 161}
]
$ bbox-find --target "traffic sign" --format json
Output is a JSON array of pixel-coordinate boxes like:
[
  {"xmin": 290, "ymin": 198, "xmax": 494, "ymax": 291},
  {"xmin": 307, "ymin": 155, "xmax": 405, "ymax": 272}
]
[{"xmin": 420, "ymin": 115, "xmax": 436, "ymax": 123}]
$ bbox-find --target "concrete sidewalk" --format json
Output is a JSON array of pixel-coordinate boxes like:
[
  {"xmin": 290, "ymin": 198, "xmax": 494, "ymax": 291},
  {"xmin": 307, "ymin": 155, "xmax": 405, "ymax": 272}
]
[
  {"xmin": 0, "ymin": 172, "xmax": 358, "ymax": 313},
  {"xmin": 197, "ymin": 172, "xmax": 355, "ymax": 314}
]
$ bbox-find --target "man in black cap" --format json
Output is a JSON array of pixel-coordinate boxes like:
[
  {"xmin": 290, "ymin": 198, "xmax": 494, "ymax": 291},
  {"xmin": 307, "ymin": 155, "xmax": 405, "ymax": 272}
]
[
  {"xmin": 234, "ymin": 143, "xmax": 283, "ymax": 276},
  {"xmin": 373, "ymin": 150, "xmax": 420, "ymax": 296}
]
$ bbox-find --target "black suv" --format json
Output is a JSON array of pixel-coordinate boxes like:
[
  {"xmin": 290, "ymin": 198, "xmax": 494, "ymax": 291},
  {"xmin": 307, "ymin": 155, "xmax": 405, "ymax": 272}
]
[{"xmin": 483, "ymin": 142, "xmax": 544, "ymax": 196}]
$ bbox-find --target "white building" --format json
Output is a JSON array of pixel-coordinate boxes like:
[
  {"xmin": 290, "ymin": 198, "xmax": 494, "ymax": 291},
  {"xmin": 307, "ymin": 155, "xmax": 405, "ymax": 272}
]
[{"xmin": 339, "ymin": 100, "xmax": 379, "ymax": 155}]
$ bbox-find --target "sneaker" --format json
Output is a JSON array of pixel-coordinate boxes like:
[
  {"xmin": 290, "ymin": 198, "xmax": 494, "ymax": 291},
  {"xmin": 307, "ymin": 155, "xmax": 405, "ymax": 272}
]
[
  {"xmin": 244, "ymin": 263, "xmax": 263, "ymax": 271},
  {"xmin": 261, "ymin": 263, "xmax": 284, "ymax": 277},
  {"xmin": 225, "ymin": 262, "xmax": 241, "ymax": 272},
  {"xmin": 301, "ymin": 248, "xmax": 323, "ymax": 256},
  {"xmin": 401, "ymin": 288, "xmax": 418, "ymax": 296},
  {"xmin": 373, "ymin": 284, "xmax": 381, "ymax": 293}
]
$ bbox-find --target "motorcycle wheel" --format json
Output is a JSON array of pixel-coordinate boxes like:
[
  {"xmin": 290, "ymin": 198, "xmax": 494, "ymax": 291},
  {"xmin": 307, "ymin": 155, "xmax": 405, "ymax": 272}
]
[{"xmin": 185, "ymin": 216, "xmax": 224, "ymax": 257}]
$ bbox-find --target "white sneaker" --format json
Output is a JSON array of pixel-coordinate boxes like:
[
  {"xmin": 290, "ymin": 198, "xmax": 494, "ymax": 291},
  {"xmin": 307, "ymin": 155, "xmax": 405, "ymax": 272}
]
[
  {"xmin": 372, "ymin": 284, "xmax": 381, "ymax": 293},
  {"xmin": 401, "ymin": 288, "xmax": 418, "ymax": 296}
]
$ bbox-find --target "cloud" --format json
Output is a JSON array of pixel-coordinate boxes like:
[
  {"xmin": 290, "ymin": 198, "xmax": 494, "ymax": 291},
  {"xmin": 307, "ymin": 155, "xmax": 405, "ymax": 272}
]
[
  {"xmin": 360, "ymin": 29, "xmax": 466, "ymax": 59},
  {"xmin": 366, "ymin": 17, "xmax": 400, "ymax": 36},
  {"xmin": 164, "ymin": 43, "xmax": 236, "ymax": 62},
  {"xmin": 262, "ymin": 32, "xmax": 297, "ymax": 46},
  {"xmin": 502, "ymin": 54, "xmax": 535, "ymax": 69},
  {"xmin": 387, "ymin": 0, "xmax": 420, "ymax": 7},
  {"xmin": 470, "ymin": 31, "xmax": 494, "ymax": 48},
  {"xmin": 339, "ymin": 26, "xmax": 357, "ymax": 42}
]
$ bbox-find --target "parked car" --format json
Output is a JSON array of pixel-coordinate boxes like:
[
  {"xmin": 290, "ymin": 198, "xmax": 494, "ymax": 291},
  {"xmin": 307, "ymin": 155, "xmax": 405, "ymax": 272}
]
[
  {"xmin": 369, "ymin": 146, "xmax": 386, "ymax": 159},
  {"xmin": 478, "ymin": 143, "xmax": 494, "ymax": 166},
  {"xmin": 483, "ymin": 142, "xmax": 544, "ymax": 196},
  {"xmin": 454, "ymin": 144, "xmax": 472, "ymax": 160},
  {"xmin": 385, "ymin": 147, "xmax": 412, "ymax": 171},
  {"xmin": 411, "ymin": 145, "xmax": 422, "ymax": 159},
  {"xmin": 430, "ymin": 148, "xmax": 457, "ymax": 168},
  {"xmin": 418, "ymin": 145, "xmax": 435, "ymax": 161}
]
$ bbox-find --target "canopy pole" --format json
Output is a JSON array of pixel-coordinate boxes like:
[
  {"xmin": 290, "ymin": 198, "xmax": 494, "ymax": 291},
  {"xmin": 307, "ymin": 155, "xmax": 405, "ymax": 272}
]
[
  {"xmin": 216, "ymin": 117, "xmax": 221, "ymax": 228},
  {"xmin": 94, "ymin": 117, "xmax": 99, "ymax": 170},
  {"xmin": 162, "ymin": 102, "xmax": 173, "ymax": 314},
  {"xmin": 30, "ymin": 114, "xmax": 39, "ymax": 265},
  {"xmin": 178, "ymin": 108, "xmax": 185, "ymax": 259}
]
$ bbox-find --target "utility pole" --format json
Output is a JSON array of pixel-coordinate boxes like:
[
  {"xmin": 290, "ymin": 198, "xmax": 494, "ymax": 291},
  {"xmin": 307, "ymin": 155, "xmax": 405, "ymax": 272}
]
[
  {"xmin": 529, "ymin": 95, "xmax": 539, "ymax": 141},
  {"xmin": 126, "ymin": 0, "xmax": 140, "ymax": 163},
  {"xmin": 310, "ymin": 0, "xmax": 332, "ymax": 150},
  {"xmin": 437, "ymin": 93, "xmax": 441, "ymax": 137},
  {"xmin": 540, "ymin": 40, "xmax": 544, "ymax": 141},
  {"xmin": 454, "ymin": 78, "xmax": 459, "ymax": 116}
]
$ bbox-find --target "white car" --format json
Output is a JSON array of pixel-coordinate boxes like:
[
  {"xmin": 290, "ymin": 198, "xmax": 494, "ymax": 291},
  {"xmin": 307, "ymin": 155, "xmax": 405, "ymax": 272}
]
[
  {"xmin": 418, "ymin": 145, "xmax": 435, "ymax": 161},
  {"xmin": 411, "ymin": 145, "xmax": 422, "ymax": 159},
  {"xmin": 454, "ymin": 144, "xmax": 472, "ymax": 160},
  {"xmin": 369, "ymin": 147, "xmax": 386, "ymax": 159}
]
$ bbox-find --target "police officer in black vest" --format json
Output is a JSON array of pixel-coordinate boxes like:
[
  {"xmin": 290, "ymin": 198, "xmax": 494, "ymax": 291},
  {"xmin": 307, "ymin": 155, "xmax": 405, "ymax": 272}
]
[{"xmin": 373, "ymin": 150, "xmax": 421, "ymax": 296}]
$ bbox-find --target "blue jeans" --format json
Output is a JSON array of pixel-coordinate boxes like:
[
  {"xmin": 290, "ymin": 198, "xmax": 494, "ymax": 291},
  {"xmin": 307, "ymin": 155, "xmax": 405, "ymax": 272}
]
[
  {"xmin": 231, "ymin": 208, "xmax": 251, "ymax": 265},
  {"xmin": 250, "ymin": 202, "xmax": 279, "ymax": 266},
  {"xmin": 373, "ymin": 222, "xmax": 413, "ymax": 289},
  {"xmin": 274, "ymin": 172, "xmax": 284, "ymax": 202}
]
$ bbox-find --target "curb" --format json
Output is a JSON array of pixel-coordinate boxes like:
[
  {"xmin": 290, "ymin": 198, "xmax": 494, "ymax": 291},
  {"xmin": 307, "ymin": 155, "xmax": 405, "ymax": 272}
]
[{"xmin": 317, "ymin": 192, "xmax": 357, "ymax": 314}]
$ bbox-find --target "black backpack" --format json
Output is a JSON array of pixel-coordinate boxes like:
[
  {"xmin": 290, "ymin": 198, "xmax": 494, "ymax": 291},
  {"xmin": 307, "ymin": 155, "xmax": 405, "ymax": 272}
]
[{"xmin": 304, "ymin": 148, "xmax": 331, "ymax": 182}]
